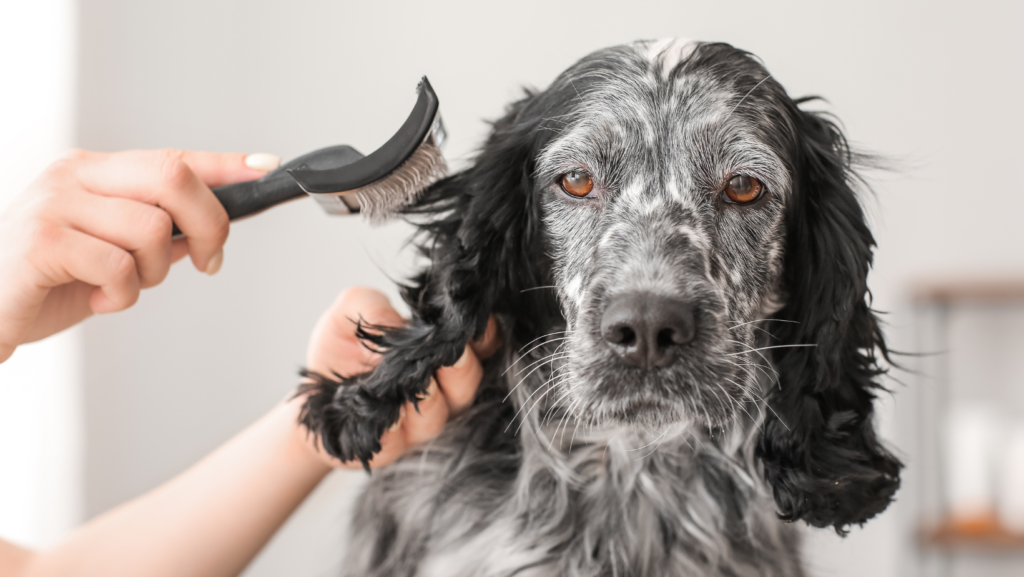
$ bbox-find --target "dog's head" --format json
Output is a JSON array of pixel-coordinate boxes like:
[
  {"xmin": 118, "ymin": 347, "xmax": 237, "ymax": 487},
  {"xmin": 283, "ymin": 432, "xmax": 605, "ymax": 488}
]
[
  {"xmin": 404, "ymin": 39, "xmax": 900, "ymax": 531},
  {"xmin": 537, "ymin": 40, "xmax": 793, "ymax": 431}
]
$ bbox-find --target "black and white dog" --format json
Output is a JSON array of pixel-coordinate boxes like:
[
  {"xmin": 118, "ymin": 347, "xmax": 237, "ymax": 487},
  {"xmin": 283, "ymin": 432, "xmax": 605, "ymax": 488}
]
[{"xmin": 301, "ymin": 39, "xmax": 901, "ymax": 576}]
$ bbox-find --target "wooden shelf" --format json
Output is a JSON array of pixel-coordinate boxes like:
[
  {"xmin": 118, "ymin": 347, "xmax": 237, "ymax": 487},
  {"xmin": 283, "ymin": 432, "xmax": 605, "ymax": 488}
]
[
  {"xmin": 912, "ymin": 277, "xmax": 1024, "ymax": 304},
  {"xmin": 920, "ymin": 516, "xmax": 1024, "ymax": 551}
]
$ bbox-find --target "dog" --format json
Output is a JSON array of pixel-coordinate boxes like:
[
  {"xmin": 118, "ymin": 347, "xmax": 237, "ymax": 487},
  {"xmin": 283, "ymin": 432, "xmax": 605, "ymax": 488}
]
[{"xmin": 300, "ymin": 38, "xmax": 902, "ymax": 576}]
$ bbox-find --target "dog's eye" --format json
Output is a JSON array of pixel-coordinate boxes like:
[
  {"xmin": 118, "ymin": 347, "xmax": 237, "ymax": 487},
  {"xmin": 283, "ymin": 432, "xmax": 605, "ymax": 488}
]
[
  {"xmin": 723, "ymin": 175, "xmax": 764, "ymax": 204},
  {"xmin": 560, "ymin": 171, "xmax": 594, "ymax": 197}
]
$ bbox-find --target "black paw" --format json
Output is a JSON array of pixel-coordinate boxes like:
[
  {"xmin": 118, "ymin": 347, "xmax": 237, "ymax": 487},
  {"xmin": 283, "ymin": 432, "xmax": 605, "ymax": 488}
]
[{"xmin": 298, "ymin": 370, "xmax": 405, "ymax": 471}]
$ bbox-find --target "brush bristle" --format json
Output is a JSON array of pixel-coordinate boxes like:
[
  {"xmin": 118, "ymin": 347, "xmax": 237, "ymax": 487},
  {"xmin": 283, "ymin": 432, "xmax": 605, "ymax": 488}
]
[{"xmin": 354, "ymin": 140, "xmax": 447, "ymax": 224}]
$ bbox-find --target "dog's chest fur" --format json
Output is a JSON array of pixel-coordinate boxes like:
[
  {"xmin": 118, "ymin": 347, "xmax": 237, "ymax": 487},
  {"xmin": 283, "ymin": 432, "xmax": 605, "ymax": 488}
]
[{"xmin": 342, "ymin": 351, "xmax": 804, "ymax": 577}]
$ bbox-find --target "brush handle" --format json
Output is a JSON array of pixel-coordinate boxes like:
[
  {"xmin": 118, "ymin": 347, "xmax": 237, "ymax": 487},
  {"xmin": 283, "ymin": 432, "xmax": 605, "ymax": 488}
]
[{"xmin": 170, "ymin": 144, "xmax": 365, "ymax": 237}]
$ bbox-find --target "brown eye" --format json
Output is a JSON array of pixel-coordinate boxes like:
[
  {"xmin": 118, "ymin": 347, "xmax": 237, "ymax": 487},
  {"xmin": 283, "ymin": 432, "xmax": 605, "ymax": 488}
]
[
  {"xmin": 561, "ymin": 170, "xmax": 594, "ymax": 197},
  {"xmin": 724, "ymin": 174, "xmax": 764, "ymax": 204}
]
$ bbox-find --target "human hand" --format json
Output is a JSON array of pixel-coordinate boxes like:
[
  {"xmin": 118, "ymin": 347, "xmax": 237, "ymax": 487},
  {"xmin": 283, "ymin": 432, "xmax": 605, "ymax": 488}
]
[
  {"xmin": 0, "ymin": 149, "xmax": 281, "ymax": 363},
  {"xmin": 302, "ymin": 286, "xmax": 500, "ymax": 469}
]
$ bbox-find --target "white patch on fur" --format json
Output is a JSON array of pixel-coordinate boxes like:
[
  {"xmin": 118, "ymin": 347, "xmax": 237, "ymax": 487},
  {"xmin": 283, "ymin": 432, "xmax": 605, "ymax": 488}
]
[
  {"xmin": 634, "ymin": 194, "xmax": 667, "ymax": 219},
  {"xmin": 638, "ymin": 38, "xmax": 698, "ymax": 78},
  {"xmin": 599, "ymin": 221, "xmax": 627, "ymax": 249},
  {"xmin": 675, "ymin": 225, "xmax": 707, "ymax": 252},
  {"xmin": 760, "ymin": 291, "xmax": 785, "ymax": 317},
  {"xmin": 618, "ymin": 177, "xmax": 646, "ymax": 205},
  {"xmin": 565, "ymin": 275, "xmax": 583, "ymax": 304}
]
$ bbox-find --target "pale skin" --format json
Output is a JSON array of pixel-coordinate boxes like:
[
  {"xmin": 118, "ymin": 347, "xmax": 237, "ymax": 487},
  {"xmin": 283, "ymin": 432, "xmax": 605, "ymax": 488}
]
[{"xmin": 0, "ymin": 150, "xmax": 495, "ymax": 577}]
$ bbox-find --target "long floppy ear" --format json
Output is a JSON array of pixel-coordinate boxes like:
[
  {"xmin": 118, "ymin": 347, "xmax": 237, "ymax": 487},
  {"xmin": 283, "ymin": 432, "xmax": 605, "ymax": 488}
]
[
  {"xmin": 300, "ymin": 92, "xmax": 559, "ymax": 469},
  {"xmin": 756, "ymin": 101, "xmax": 902, "ymax": 533}
]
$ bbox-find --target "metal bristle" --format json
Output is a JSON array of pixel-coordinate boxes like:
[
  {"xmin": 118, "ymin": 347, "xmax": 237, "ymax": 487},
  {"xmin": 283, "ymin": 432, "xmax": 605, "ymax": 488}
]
[{"xmin": 353, "ymin": 138, "xmax": 448, "ymax": 224}]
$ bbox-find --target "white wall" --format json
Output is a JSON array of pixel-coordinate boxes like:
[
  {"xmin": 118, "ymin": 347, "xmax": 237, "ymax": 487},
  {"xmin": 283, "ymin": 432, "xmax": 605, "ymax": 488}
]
[
  {"xmin": 0, "ymin": 0, "xmax": 82, "ymax": 549},
  {"xmin": 23, "ymin": 0, "xmax": 1024, "ymax": 575}
]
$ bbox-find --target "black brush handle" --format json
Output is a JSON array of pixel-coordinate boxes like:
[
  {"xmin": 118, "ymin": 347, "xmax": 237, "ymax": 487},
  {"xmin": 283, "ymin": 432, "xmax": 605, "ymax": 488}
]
[{"xmin": 170, "ymin": 144, "xmax": 365, "ymax": 237}]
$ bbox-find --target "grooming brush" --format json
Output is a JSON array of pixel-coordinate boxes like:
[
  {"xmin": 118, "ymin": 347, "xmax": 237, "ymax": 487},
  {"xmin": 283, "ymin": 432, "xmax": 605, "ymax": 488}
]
[{"xmin": 170, "ymin": 76, "xmax": 447, "ymax": 236}]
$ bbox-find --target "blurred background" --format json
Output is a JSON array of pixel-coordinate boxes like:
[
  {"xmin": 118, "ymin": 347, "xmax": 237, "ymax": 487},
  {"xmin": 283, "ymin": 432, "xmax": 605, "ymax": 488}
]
[{"xmin": 1, "ymin": 1, "xmax": 1023, "ymax": 575}]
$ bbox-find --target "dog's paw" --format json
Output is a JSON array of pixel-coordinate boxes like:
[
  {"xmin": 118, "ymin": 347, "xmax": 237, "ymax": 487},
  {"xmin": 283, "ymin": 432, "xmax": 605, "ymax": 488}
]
[{"xmin": 298, "ymin": 370, "xmax": 404, "ymax": 471}]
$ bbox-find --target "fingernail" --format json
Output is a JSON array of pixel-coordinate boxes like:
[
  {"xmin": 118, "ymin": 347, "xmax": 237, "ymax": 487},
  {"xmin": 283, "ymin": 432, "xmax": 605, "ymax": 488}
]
[
  {"xmin": 205, "ymin": 250, "xmax": 224, "ymax": 275},
  {"xmin": 453, "ymin": 345, "xmax": 471, "ymax": 369},
  {"xmin": 244, "ymin": 153, "xmax": 281, "ymax": 172},
  {"xmin": 389, "ymin": 406, "xmax": 406, "ymax": 432}
]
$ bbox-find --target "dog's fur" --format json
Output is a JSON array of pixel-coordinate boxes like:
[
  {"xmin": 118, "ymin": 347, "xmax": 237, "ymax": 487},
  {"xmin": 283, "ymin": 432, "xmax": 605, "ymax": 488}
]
[{"xmin": 300, "ymin": 39, "xmax": 902, "ymax": 576}]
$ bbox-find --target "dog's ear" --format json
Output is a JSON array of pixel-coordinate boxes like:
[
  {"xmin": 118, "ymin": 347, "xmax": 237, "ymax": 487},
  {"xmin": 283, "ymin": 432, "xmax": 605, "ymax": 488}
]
[
  {"xmin": 756, "ymin": 101, "xmax": 902, "ymax": 533},
  {"xmin": 403, "ymin": 90, "xmax": 561, "ymax": 348},
  {"xmin": 300, "ymin": 91, "xmax": 559, "ymax": 469}
]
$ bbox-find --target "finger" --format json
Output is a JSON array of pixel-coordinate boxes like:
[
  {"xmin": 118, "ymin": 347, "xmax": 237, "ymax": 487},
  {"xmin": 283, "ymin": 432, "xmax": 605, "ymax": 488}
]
[
  {"xmin": 73, "ymin": 149, "xmax": 229, "ymax": 273},
  {"xmin": 333, "ymin": 286, "xmax": 405, "ymax": 336},
  {"xmin": 306, "ymin": 287, "xmax": 404, "ymax": 376},
  {"xmin": 30, "ymin": 226, "xmax": 141, "ymax": 314},
  {"xmin": 176, "ymin": 150, "xmax": 280, "ymax": 188},
  {"xmin": 401, "ymin": 379, "xmax": 449, "ymax": 447},
  {"xmin": 355, "ymin": 406, "xmax": 409, "ymax": 470},
  {"xmin": 470, "ymin": 315, "xmax": 502, "ymax": 360},
  {"xmin": 171, "ymin": 238, "xmax": 190, "ymax": 263},
  {"xmin": 59, "ymin": 193, "xmax": 174, "ymax": 288},
  {"xmin": 436, "ymin": 344, "xmax": 484, "ymax": 416}
]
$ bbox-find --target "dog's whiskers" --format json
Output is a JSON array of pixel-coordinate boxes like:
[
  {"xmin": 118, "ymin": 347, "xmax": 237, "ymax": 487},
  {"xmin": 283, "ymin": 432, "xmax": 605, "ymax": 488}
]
[
  {"xmin": 548, "ymin": 397, "xmax": 580, "ymax": 451},
  {"xmin": 725, "ymin": 343, "xmax": 816, "ymax": 356},
  {"xmin": 722, "ymin": 375, "xmax": 790, "ymax": 431},
  {"xmin": 542, "ymin": 397, "xmax": 575, "ymax": 433},
  {"xmin": 724, "ymin": 338, "xmax": 778, "ymax": 370},
  {"xmin": 724, "ymin": 357, "xmax": 779, "ymax": 388},
  {"xmin": 520, "ymin": 285, "xmax": 559, "ymax": 293},
  {"xmin": 557, "ymin": 398, "xmax": 579, "ymax": 449},
  {"xmin": 726, "ymin": 319, "xmax": 800, "ymax": 342},
  {"xmin": 724, "ymin": 339, "xmax": 794, "ymax": 392},
  {"xmin": 516, "ymin": 330, "xmax": 569, "ymax": 355},
  {"xmin": 541, "ymin": 372, "xmax": 576, "ymax": 427},
  {"xmin": 507, "ymin": 347, "xmax": 568, "ymax": 386},
  {"xmin": 504, "ymin": 352, "xmax": 570, "ymax": 411},
  {"xmin": 568, "ymin": 411, "xmax": 584, "ymax": 451},
  {"xmin": 506, "ymin": 362, "xmax": 564, "ymax": 428},
  {"xmin": 503, "ymin": 341, "xmax": 570, "ymax": 394},
  {"xmin": 504, "ymin": 337, "xmax": 569, "ymax": 378},
  {"xmin": 515, "ymin": 356, "xmax": 577, "ymax": 438},
  {"xmin": 513, "ymin": 378, "xmax": 563, "ymax": 436},
  {"xmin": 726, "ymin": 318, "xmax": 800, "ymax": 328},
  {"xmin": 715, "ymin": 378, "xmax": 761, "ymax": 428}
]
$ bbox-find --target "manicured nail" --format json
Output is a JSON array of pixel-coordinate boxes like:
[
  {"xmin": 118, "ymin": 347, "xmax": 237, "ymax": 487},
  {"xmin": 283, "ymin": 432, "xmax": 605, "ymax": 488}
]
[
  {"xmin": 244, "ymin": 153, "xmax": 281, "ymax": 172},
  {"xmin": 205, "ymin": 250, "xmax": 224, "ymax": 275},
  {"xmin": 389, "ymin": 406, "xmax": 406, "ymax": 432},
  {"xmin": 453, "ymin": 345, "xmax": 471, "ymax": 369}
]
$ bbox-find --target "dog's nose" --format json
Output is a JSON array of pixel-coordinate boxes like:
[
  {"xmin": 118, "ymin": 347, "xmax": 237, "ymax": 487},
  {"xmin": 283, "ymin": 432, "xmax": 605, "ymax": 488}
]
[{"xmin": 601, "ymin": 293, "xmax": 696, "ymax": 369}]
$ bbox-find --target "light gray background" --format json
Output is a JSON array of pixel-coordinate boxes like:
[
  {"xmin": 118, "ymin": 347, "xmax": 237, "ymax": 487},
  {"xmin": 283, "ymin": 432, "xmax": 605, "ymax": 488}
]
[{"xmin": 73, "ymin": 1, "xmax": 1024, "ymax": 576}]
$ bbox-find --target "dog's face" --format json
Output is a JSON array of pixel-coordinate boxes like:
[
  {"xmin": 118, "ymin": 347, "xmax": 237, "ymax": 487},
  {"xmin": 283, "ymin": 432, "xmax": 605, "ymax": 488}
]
[{"xmin": 532, "ymin": 40, "xmax": 793, "ymax": 429}]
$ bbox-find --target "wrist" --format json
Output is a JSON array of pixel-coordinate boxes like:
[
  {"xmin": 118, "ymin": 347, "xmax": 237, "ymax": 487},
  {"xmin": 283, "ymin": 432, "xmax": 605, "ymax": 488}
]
[{"xmin": 277, "ymin": 395, "xmax": 337, "ymax": 473}]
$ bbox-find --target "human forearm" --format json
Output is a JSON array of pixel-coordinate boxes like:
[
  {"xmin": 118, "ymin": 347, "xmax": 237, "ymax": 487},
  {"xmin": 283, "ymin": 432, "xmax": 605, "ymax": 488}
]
[
  {"xmin": 0, "ymin": 287, "xmax": 494, "ymax": 577},
  {"xmin": 0, "ymin": 540, "xmax": 32, "ymax": 576},
  {"xmin": 17, "ymin": 398, "xmax": 329, "ymax": 577}
]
